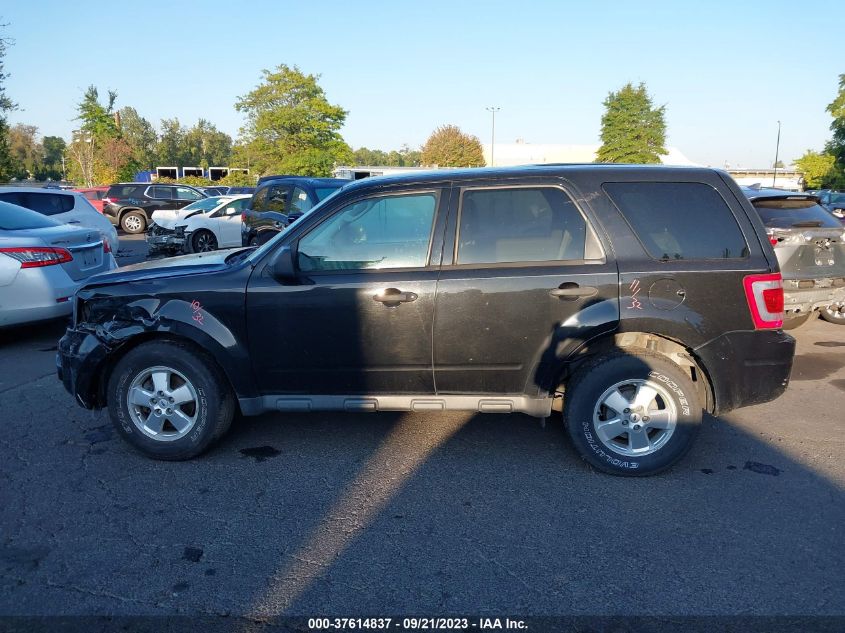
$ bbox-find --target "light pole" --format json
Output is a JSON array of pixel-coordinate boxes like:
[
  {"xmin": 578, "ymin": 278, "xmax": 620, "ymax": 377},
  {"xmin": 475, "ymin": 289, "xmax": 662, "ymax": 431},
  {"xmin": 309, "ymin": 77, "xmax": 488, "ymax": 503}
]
[
  {"xmin": 486, "ymin": 106, "xmax": 500, "ymax": 167},
  {"xmin": 772, "ymin": 120, "xmax": 781, "ymax": 187}
]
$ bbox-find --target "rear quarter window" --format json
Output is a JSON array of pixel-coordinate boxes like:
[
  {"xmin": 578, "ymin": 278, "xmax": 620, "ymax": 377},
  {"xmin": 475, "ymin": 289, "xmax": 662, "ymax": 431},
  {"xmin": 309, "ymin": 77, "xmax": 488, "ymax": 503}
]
[
  {"xmin": 0, "ymin": 192, "xmax": 74, "ymax": 216},
  {"xmin": 603, "ymin": 182, "xmax": 749, "ymax": 260},
  {"xmin": 107, "ymin": 185, "xmax": 142, "ymax": 199}
]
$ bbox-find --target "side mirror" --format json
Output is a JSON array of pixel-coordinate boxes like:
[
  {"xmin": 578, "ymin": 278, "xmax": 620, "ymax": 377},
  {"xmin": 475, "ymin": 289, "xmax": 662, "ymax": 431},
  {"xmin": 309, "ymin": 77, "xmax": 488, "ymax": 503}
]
[{"xmin": 269, "ymin": 245, "xmax": 296, "ymax": 281}]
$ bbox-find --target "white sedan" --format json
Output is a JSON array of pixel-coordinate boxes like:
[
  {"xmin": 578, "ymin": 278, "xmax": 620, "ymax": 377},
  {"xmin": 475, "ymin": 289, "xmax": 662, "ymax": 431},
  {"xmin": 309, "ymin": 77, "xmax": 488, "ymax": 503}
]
[{"xmin": 147, "ymin": 195, "xmax": 251, "ymax": 254}]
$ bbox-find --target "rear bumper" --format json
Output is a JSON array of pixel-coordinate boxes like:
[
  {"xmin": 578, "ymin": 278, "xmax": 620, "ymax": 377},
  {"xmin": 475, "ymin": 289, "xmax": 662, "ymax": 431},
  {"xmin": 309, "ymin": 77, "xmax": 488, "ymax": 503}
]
[
  {"xmin": 57, "ymin": 327, "xmax": 110, "ymax": 409},
  {"xmin": 0, "ymin": 267, "xmax": 77, "ymax": 327},
  {"xmin": 695, "ymin": 330, "xmax": 795, "ymax": 415},
  {"xmin": 783, "ymin": 283, "xmax": 845, "ymax": 316}
]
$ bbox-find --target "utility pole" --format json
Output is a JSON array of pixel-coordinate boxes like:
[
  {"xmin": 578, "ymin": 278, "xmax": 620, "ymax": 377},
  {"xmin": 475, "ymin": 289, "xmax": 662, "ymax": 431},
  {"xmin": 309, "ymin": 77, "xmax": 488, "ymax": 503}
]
[
  {"xmin": 772, "ymin": 120, "xmax": 781, "ymax": 187},
  {"xmin": 486, "ymin": 106, "xmax": 500, "ymax": 167},
  {"xmin": 61, "ymin": 155, "xmax": 66, "ymax": 182}
]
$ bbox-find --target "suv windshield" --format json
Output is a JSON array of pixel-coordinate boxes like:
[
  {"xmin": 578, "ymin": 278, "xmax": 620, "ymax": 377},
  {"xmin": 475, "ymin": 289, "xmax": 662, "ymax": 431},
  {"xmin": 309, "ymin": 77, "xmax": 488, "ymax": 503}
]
[
  {"xmin": 752, "ymin": 197, "xmax": 842, "ymax": 229},
  {"xmin": 0, "ymin": 201, "xmax": 61, "ymax": 230}
]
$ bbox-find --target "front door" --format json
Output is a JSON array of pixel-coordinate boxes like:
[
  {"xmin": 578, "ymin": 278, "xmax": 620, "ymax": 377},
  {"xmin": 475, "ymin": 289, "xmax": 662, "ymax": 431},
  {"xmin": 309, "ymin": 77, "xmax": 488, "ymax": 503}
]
[
  {"xmin": 246, "ymin": 188, "xmax": 448, "ymax": 395},
  {"xmin": 433, "ymin": 182, "xmax": 619, "ymax": 396}
]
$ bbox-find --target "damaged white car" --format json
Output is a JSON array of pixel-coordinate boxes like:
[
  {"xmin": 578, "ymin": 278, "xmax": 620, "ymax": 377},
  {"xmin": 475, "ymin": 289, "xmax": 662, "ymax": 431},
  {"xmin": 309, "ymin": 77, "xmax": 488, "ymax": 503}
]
[{"xmin": 146, "ymin": 195, "xmax": 251, "ymax": 255}]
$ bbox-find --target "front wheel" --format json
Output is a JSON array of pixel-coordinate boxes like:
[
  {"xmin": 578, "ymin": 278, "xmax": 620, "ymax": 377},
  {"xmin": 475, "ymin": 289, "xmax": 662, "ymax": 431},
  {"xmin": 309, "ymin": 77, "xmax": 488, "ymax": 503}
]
[
  {"xmin": 120, "ymin": 211, "xmax": 146, "ymax": 234},
  {"xmin": 192, "ymin": 229, "xmax": 218, "ymax": 252},
  {"xmin": 820, "ymin": 302, "xmax": 845, "ymax": 325},
  {"xmin": 562, "ymin": 351, "xmax": 702, "ymax": 476},
  {"xmin": 107, "ymin": 341, "xmax": 235, "ymax": 460}
]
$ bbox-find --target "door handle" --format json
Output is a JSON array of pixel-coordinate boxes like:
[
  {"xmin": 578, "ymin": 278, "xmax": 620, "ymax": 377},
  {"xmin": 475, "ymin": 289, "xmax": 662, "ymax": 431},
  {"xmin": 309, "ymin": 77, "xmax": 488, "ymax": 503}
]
[
  {"xmin": 372, "ymin": 289, "xmax": 418, "ymax": 306},
  {"xmin": 549, "ymin": 283, "xmax": 598, "ymax": 299}
]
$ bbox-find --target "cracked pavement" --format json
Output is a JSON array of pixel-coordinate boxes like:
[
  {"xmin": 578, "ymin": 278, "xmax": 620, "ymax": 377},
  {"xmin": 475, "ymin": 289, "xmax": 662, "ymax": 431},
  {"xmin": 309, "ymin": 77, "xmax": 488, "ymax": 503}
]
[{"xmin": 1, "ymin": 236, "xmax": 844, "ymax": 618}]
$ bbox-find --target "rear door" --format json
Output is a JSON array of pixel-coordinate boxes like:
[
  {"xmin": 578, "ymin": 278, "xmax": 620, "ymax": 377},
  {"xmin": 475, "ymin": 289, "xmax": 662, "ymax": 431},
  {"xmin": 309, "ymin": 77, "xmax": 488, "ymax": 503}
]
[
  {"xmin": 433, "ymin": 179, "xmax": 619, "ymax": 396},
  {"xmin": 214, "ymin": 197, "xmax": 250, "ymax": 247}
]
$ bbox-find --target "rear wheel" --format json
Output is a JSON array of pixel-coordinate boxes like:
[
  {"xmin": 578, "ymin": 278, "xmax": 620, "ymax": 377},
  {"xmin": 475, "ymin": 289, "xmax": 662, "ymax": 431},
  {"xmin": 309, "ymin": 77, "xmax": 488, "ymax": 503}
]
[
  {"xmin": 562, "ymin": 351, "xmax": 702, "ymax": 476},
  {"xmin": 107, "ymin": 341, "xmax": 235, "ymax": 460},
  {"xmin": 820, "ymin": 302, "xmax": 845, "ymax": 325},
  {"xmin": 192, "ymin": 229, "xmax": 218, "ymax": 252},
  {"xmin": 120, "ymin": 211, "xmax": 146, "ymax": 234}
]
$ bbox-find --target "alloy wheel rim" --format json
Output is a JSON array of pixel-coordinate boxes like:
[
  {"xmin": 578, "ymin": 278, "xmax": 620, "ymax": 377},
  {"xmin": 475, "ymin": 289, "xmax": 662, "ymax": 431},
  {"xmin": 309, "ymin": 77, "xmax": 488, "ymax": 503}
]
[
  {"xmin": 196, "ymin": 233, "xmax": 215, "ymax": 251},
  {"xmin": 826, "ymin": 302, "xmax": 844, "ymax": 319},
  {"xmin": 126, "ymin": 366, "xmax": 199, "ymax": 442},
  {"xmin": 592, "ymin": 378, "xmax": 678, "ymax": 457},
  {"xmin": 125, "ymin": 216, "xmax": 141, "ymax": 231}
]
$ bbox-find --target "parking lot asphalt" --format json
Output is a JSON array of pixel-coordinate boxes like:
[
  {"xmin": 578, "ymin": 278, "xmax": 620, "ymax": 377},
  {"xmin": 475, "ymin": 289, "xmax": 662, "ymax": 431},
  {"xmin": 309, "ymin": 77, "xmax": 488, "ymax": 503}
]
[{"xmin": 0, "ymin": 235, "xmax": 843, "ymax": 620}]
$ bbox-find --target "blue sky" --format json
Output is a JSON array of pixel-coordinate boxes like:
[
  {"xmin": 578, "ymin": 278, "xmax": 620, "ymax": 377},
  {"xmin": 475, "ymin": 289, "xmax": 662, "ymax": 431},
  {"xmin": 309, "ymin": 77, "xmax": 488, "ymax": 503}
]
[{"xmin": 3, "ymin": 0, "xmax": 841, "ymax": 167}]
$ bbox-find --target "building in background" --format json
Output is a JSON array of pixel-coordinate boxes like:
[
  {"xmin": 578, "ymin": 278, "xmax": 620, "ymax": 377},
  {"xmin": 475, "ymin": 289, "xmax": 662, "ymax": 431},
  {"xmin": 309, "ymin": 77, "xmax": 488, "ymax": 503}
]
[{"xmin": 725, "ymin": 168, "xmax": 803, "ymax": 191}]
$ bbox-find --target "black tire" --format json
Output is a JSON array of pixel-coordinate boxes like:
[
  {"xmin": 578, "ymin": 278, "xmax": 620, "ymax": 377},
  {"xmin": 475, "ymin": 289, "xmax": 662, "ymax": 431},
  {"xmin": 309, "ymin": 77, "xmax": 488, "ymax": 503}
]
[
  {"xmin": 782, "ymin": 312, "xmax": 814, "ymax": 330},
  {"xmin": 120, "ymin": 210, "xmax": 146, "ymax": 234},
  {"xmin": 192, "ymin": 229, "xmax": 218, "ymax": 252},
  {"xmin": 107, "ymin": 341, "xmax": 235, "ymax": 460},
  {"xmin": 820, "ymin": 303, "xmax": 845, "ymax": 325},
  {"xmin": 562, "ymin": 351, "xmax": 702, "ymax": 476}
]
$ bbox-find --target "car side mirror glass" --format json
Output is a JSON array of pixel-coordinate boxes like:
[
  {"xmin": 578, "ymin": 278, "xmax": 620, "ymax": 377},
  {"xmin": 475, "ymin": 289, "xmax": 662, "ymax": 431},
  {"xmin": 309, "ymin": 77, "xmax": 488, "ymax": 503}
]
[{"xmin": 269, "ymin": 245, "xmax": 296, "ymax": 281}]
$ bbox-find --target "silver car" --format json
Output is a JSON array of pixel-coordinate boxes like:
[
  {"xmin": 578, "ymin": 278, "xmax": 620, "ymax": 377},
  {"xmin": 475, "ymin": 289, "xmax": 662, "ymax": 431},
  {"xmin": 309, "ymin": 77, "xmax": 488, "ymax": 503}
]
[
  {"xmin": 0, "ymin": 186, "xmax": 119, "ymax": 254},
  {"xmin": 0, "ymin": 201, "xmax": 117, "ymax": 327}
]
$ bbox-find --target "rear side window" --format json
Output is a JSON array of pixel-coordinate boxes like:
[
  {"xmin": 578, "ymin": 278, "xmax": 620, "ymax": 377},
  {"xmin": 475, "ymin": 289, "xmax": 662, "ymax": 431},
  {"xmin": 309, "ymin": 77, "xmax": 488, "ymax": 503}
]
[
  {"xmin": 265, "ymin": 185, "xmax": 289, "ymax": 213},
  {"xmin": 0, "ymin": 192, "xmax": 74, "ymax": 216},
  {"xmin": 603, "ymin": 182, "xmax": 748, "ymax": 260},
  {"xmin": 250, "ymin": 186, "xmax": 269, "ymax": 211},
  {"xmin": 752, "ymin": 198, "xmax": 842, "ymax": 229},
  {"xmin": 148, "ymin": 186, "xmax": 173, "ymax": 200},
  {"xmin": 457, "ymin": 187, "xmax": 599, "ymax": 264},
  {"xmin": 107, "ymin": 185, "xmax": 141, "ymax": 199}
]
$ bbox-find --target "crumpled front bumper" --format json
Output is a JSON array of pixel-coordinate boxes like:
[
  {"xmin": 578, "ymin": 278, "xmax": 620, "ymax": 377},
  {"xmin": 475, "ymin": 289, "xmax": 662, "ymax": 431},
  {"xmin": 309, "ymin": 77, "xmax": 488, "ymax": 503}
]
[
  {"xmin": 146, "ymin": 225, "xmax": 186, "ymax": 252},
  {"xmin": 57, "ymin": 327, "xmax": 111, "ymax": 409}
]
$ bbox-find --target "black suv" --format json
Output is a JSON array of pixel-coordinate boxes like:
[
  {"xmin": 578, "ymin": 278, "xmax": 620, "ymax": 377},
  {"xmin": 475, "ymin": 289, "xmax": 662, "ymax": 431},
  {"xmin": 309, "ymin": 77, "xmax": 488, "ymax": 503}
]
[
  {"xmin": 58, "ymin": 166, "xmax": 795, "ymax": 475},
  {"xmin": 103, "ymin": 183, "xmax": 208, "ymax": 234},
  {"xmin": 241, "ymin": 177, "xmax": 348, "ymax": 246}
]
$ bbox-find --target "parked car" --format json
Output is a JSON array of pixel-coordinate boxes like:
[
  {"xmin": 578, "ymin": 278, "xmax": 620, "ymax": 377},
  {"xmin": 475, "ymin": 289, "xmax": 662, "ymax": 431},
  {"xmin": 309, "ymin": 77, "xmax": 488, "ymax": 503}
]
[
  {"xmin": 57, "ymin": 165, "xmax": 796, "ymax": 474},
  {"xmin": 0, "ymin": 186, "xmax": 118, "ymax": 253},
  {"xmin": 742, "ymin": 186, "xmax": 845, "ymax": 328},
  {"xmin": 226, "ymin": 187, "xmax": 255, "ymax": 195},
  {"xmin": 818, "ymin": 190, "xmax": 845, "ymax": 220},
  {"xmin": 146, "ymin": 195, "xmax": 251, "ymax": 255},
  {"xmin": 102, "ymin": 183, "xmax": 208, "ymax": 234},
  {"xmin": 1, "ymin": 202, "xmax": 116, "ymax": 327},
  {"xmin": 241, "ymin": 177, "xmax": 347, "ymax": 246},
  {"xmin": 74, "ymin": 186, "xmax": 109, "ymax": 213}
]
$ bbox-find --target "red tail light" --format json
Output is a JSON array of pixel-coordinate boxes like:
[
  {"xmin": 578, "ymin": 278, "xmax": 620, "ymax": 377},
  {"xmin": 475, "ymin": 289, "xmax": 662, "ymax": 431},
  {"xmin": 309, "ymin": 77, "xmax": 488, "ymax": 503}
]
[
  {"xmin": 766, "ymin": 230, "xmax": 780, "ymax": 247},
  {"xmin": 743, "ymin": 273, "xmax": 784, "ymax": 329},
  {"xmin": 240, "ymin": 211, "xmax": 246, "ymax": 223},
  {"xmin": 0, "ymin": 247, "xmax": 73, "ymax": 268},
  {"xmin": 103, "ymin": 239, "xmax": 112, "ymax": 254}
]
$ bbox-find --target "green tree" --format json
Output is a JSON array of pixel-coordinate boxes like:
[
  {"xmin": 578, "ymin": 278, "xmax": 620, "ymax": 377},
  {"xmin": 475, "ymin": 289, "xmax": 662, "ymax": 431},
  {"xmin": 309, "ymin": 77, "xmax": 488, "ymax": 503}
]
[
  {"xmin": 182, "ymin": 119, "xmax": 232, "ymax": 167},
  {"xmin": 156, "ymin": 118, "xmax": 186, "ymax": 166},
  {"xmin": 235, "ymin": 64, "xmax": 352, "ymax": 176},
  {"xmin": 0, "ymin": 24, "xmax": 18, "ymax": 181},
  {"xmin": 76, "ymin": 85, "xmax": 118, "ymax": 139},
  {"xmin": 596, "ymin": 82, "xmax": 667, "ymax": 164},
  {"xmin": 795, "ymin": 151, "xmax": 836, "ymax": 189},
  {"xmin": 119, "ymin": 107, "xmax": 157, "ymax": 170},
  {"xmin": 8, "ymin": 123, "xmax": 41, "ymax": 179},
  {"xmin": 42, "ymin": 135, "xmax": 66, "ymax": 180},
  {"xmin": 826, "ymin": 74, "xmax": 845, "ymax": 164},
  {"xmin": 421, "ymin": 125, "xmax": 485, "ymax": 167},
  {"xmin": 218, "ymin": 170, "xmax": 255, "ymax": 187}
]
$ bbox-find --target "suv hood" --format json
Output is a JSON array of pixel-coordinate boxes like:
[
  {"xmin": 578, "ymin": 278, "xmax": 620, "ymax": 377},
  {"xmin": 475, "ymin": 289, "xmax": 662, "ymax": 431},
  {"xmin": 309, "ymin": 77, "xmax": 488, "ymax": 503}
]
[{"xmin": 81, "ymin": 248, "xmax": 243, "ymax": 287}]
